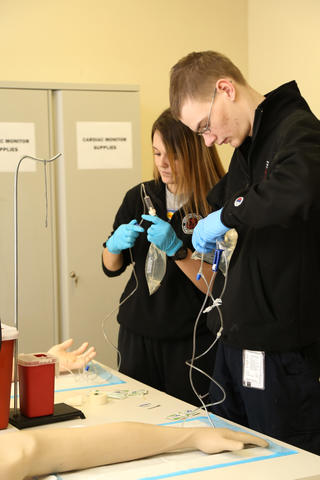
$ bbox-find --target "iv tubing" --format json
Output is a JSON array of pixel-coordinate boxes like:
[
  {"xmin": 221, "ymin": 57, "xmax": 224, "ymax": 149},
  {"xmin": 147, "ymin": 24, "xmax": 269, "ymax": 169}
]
[
  {"xmin": 186, "ymin": 247, "xmax": 229, "ymax": 427},
  {"xmin": 101, "ymin": 248, "xmax": 138, "ymax": 371},
  {"xmin": 101, "ymin": 184, "xmax": 148, "ymax": 370}
]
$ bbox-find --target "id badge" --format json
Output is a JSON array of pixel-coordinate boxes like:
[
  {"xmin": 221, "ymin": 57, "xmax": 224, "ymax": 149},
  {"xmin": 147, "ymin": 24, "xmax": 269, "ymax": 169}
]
[{"xmin": 242, "ymin": 350, "xmax": 265, "ymax": 390}]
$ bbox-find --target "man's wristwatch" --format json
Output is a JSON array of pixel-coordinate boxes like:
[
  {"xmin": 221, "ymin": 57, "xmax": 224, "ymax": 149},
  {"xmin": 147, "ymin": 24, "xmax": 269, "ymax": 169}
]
[{"xmin": 170, "ymin": 245, "xmax": 188, "ymax": 261}]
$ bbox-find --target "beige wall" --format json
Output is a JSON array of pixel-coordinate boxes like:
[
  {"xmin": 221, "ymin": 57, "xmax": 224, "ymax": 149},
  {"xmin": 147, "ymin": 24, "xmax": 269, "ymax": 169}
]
[
  {"xmin": 2, "ymin": 1, "xmax": 318, "ymax": 177},
  {"xmin": 248, "ymin": 0, "xmax": 320, "ymax": 118},
  {"xmin": 0, "ymin": 0, "xmax": 248, "ymax": 178}
]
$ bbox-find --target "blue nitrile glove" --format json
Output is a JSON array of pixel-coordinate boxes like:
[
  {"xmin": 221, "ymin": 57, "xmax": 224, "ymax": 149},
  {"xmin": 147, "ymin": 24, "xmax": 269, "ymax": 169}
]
[
  {"xmin": 141, "ymin": 214, "xmax": 183, "ymax": 256},
  {"xmin": 106, "ymin": 220, "xmax": 144, "ymax": 254},
  {"xmin": 192, "ymin": 208, "xmax": 229, "ymax": 253}
]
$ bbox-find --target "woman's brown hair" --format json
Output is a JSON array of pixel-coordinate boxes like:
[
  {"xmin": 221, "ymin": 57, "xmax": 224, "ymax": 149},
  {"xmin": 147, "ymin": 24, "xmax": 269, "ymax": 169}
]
[{"xmin": 152, "ymin": 108, "xmax": 225, "ymax": 217}]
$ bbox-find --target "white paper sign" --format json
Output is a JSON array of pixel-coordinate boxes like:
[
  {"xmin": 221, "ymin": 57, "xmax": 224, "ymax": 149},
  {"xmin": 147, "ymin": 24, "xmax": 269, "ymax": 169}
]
[
  {"xmin": 76, "ymin": 122, "xmax": 133, "ymax": 170},
  {"xmin": 0, "ymin": 122, "xmax": 36, "ymax": 172}
]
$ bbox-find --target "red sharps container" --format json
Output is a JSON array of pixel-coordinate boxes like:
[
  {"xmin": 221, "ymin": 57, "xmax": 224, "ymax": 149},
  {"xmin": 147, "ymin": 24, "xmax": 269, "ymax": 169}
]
[
  {"xmin": 0, "ymin": 323, "xmax": 18, "ymax": 429},
  {"xmin": 18, "ymin": 353, "xmax": 57, "ymax": 417}
]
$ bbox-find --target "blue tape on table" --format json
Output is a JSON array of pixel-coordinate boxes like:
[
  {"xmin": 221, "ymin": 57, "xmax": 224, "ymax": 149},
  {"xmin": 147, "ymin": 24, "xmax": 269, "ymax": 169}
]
[
  {"xmin": 11, "ymin": 362, "xmax": 125, "ymax": 399},
  {"xmin": 54, "ymin": 362, "xmax": 125, "ymax": 393}
]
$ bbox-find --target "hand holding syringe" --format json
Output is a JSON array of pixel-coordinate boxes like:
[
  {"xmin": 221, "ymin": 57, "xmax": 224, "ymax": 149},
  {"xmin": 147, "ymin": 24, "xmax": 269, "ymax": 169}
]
[{"xmin": 143, "ymin": 194, "xmax": 157, "ymax": 216}]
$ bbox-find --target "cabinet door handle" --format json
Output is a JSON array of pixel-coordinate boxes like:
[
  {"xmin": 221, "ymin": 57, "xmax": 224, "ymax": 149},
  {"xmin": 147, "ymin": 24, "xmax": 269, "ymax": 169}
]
[{"xmin": 69, "ymin": 271, "xmax": 78, "ymax": 285}]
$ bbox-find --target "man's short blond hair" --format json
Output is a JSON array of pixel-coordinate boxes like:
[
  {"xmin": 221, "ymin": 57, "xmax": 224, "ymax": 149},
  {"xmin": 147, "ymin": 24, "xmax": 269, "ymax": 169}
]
[{"xmin": 170, "ymin": 51, "xmax": 247, "ymax": 119}]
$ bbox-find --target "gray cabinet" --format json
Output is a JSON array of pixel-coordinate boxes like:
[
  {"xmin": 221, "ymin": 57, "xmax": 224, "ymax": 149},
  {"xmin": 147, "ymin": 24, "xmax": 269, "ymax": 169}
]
[{"xmin": 0, "ymin": 83, "xmax": 141, "ymax": 367}]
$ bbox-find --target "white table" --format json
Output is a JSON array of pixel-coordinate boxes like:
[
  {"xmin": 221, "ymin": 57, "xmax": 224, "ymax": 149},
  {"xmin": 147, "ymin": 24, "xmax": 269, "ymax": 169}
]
[{"xmin": 6, "ymin": 361, "xmax": 320, "ymax": 479}]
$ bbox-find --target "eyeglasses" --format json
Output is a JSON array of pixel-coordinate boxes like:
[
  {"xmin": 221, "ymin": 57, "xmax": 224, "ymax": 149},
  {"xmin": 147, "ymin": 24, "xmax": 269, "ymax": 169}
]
[{"xmin": 196, "ymin": 88, "xmax": 217, "ymax": 136}]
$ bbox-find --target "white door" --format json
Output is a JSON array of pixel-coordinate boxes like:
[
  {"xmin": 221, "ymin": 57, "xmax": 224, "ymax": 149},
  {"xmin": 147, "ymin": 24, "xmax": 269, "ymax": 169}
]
[{"xmin": 53, "ymin": 88, "xmax": 141, "ymax": 367}]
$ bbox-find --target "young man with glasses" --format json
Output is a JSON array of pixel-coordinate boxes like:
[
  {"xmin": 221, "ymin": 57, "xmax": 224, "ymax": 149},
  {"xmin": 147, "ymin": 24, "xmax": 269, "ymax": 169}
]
[{"xmin": 169, "ymin": 50, "xmax": 320, "ymax": 454}]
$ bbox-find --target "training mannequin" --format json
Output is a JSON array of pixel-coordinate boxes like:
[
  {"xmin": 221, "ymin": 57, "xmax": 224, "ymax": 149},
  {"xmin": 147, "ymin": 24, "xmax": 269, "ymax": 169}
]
[
  {"xmin": 1, "ymin": 421, "xmax": 267, "ymax": 479},
  {"xmin": 47, "ymin": 338, "xmax": 96, "ymax": 372}
]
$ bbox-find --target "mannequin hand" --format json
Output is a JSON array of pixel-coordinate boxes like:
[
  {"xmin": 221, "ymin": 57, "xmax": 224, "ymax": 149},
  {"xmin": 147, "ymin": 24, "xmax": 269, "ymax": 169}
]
[
  {"xmin": 106, "ymin": 220, "xmax": 144, "ymax": 254},
  {"xmin": 48, "ymin": 339, "xmax": 96, "ymax": 373},
  {"xmin": 192, "ymin": 208, "xmax": 228, "ymax": 253},
  {"xmin": 142, "ymin": 214, "xmax": 182, "ymax": 256},
  {"xmin": 193, "ymin": 427, "xmax": 268, "ymax": 454}
]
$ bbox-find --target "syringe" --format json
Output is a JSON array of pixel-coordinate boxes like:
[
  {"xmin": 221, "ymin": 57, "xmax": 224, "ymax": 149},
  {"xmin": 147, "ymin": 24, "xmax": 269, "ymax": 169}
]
[
  {"xmin": 144, "ymin": 195, "xmax": 156, "ymax": 216},
  {"xmin": 141, "ymin": 183, "xmax": 157, "ymax": 216}
]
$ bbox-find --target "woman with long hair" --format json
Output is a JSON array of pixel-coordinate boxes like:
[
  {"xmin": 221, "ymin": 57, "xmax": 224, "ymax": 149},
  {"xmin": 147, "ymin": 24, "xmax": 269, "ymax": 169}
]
[{"xmin": 102, "ymin": 108, "xmax": 224, "ymax": 404}]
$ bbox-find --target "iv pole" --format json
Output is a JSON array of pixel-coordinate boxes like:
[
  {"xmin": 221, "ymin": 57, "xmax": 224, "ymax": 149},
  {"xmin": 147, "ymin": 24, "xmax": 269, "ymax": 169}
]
[{"xmin": 12, "ymin": 153, "xmax": 61, "ymax": 416}]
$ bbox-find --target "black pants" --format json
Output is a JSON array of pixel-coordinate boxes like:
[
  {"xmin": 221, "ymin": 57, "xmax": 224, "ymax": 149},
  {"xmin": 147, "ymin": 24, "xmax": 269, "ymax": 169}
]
[
  {"xmin": 118, "ymin": 325, "xmax": 217, "ymax": 406},
  {"xmin": 209, "ymin": 342, "xmax": 320, "ymax": 455}
]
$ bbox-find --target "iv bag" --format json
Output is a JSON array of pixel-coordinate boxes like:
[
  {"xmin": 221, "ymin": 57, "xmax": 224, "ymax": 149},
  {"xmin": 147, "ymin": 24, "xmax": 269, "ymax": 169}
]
[
  {"xmin": 190, "ymin": 229, "xmax": 238, "ymax": 276},
  {"xmin": 217, "ymin": 229, "xmax": 238, "ymax": 276},
  {"xmin": 145, "ymin": 243, "xmax": 167, "ymax": 295}
]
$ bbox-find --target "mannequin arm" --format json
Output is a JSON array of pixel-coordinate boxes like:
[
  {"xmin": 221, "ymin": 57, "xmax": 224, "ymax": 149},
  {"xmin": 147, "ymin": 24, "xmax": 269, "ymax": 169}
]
[
  {"xmin": 47, "ymin": 339, "xmax": 96, "ymax": 372},
  {"xmin": 0, "ymin": 422, "xmax": 268, "ymax": 480}
]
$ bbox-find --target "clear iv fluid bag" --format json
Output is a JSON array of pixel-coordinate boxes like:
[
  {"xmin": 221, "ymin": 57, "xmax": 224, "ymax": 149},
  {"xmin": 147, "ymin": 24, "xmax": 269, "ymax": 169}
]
[{"xmin": 145, "ymin": 243, "xmax": 167, "ymax": 295}]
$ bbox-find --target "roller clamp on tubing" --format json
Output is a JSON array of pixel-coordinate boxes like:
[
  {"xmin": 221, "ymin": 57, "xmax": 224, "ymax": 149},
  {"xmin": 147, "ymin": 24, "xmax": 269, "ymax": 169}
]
[{"xmin": 212, "ymin": 248, "xmax": 223, "ymax": 272}]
